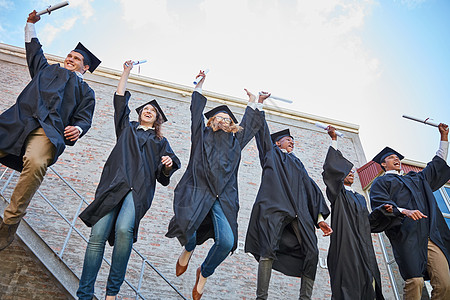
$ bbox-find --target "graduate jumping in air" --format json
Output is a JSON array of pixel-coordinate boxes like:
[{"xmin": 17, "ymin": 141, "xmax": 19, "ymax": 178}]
[
  {"xmin": 0, "ymin": 10, "xmax": 100, "ymax": 251},
  {"xmin": 322, "ymin": 126, "xmax": 385, "ymax": 300},
  {"xmin": 77, "ymin": 61, "xmax": 180, "ymax": 300},
  {"xmin": 369, "ymin": 123, "xmax": 450, "ymax": 300},
  {"xmin": 244, "ymin": 96, "xmax": 332, "ymax": 300},
  {"xmin": 166, "ymin": 71, "xmax": 265, "ymax": 300}
]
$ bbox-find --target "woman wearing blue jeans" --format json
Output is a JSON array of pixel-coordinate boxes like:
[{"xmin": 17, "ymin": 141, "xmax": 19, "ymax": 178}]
[
  {"xmin": 77, "ymin": 60, "xmax": 180, "ymax": 300},
  {"xmin": 166, "ymin": 70, "xmax": 266, "ymax": 300}
]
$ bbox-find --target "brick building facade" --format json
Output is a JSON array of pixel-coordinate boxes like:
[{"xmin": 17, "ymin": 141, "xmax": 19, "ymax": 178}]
[{"xmin": 0, "ymin": 42, "xmax": 395, "ymax": 299}]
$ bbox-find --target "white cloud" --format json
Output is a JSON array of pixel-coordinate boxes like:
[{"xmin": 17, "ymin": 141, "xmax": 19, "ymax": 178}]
[
  {"xmin": 41, "ymin": 17, "xmax": 77, "ymax": 45},
  {"xmin": 100, "ymin": 0, "xmax": 379, "ymax": 121},
  {"xmin": 36, "ymin": 0, "xmax": 94, "ymax": 46},
  {"xmin": 68, "ymin": 0, "xmax": 94, "ymax": 19},
  {"xmin": 119, "ymin": 0, "xmax": 176, "ymax": 30},
  {"xmin": 0, "ymin": 0, "xmax": 13, "ymax": 9}
]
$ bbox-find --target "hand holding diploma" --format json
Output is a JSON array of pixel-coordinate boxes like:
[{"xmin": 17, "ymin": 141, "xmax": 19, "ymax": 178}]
[
  {"xmin": 125, "ymin": 60, "xmax": 147, "ymax": 67},
  {"xmin": 193, "ymin": 69, "xmax": 209, "ymax": 85},
  {"xmin": 36, "ymin": 1, "xmax": 69, "ymax": 16},
  {"xmin": 315, "ymin": 122, "xmax": 344, "ymax": 137},
  {"xmin": 27, "ymin": 10, "xmax": 41, "ymax": 23}
]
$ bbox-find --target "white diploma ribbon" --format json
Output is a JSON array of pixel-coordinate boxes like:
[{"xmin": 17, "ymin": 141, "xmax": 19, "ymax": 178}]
[
  {"xmin": 36, "ymin": 1, "xmax": 69, "ymax": 16},
  {"xmin": 315, "ymin": 122, "xmax": 344, "ymax": 137},
  {"xmin": 402, "ymin": 115, "xmax": 439, "ymax": 127},
  {"xmin": 193, "ymin": 69, "xmax": 209, "ymax": 85}
]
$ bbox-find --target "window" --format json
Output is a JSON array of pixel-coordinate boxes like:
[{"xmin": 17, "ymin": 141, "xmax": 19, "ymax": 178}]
[{"xmin": 434, "ymin": 185, "xmax": 450, "ymax": 228}]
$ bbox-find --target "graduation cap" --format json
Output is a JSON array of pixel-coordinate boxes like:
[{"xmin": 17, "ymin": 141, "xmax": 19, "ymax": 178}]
[
  {"xmin": 73, "ymin": 42, "xmax": 101, "ymax": 73},
  {"xmin": 372, "ymin": 147, "xmax": 404, "ymax": 166},
  {"xmin": 204, "ymin": 105, "xmax": 238, "ymax": 123},
  {"xmin": 135, "ymin": 100, "xmax": 168, "ymax": 123},
  {"xmin": 270, "ymin": 129, "xmax": 294, "ymax": 143}
]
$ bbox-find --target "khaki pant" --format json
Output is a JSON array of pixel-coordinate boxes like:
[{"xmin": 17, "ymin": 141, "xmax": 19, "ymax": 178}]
[
  {"xmin": 0, "ymin": 128, "xmax": 55, "ymax": 225},
  {"xmin": 404, "ymin": 239, "xmax": 450, "ymax": 300}
]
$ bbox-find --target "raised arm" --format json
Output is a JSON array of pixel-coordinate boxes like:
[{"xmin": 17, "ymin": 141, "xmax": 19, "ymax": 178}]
[
  {"xmin": 116, "ymin": 60, "xmax": 133, "ymax": 96},
  {"xmin": 235, "ymin": 90, "xmax": 268, "ymax": 149},
  {"xmin": 420, "ymin": 123, "xmax": 450, "ymax": 190},
  {"xmin": 25, "ymin": 10, "xmax": 48, "ymax": 78},
  {"xmin": 322, "ymin": 126, "xmax": 353, "ymax": 204},
  {"xmin": 190, "ymin": 70, "xmax": 208, "ymax": 141},
  {"xmin": 113, "ymin": 61, "xmax": 135, "ymax": 138}
]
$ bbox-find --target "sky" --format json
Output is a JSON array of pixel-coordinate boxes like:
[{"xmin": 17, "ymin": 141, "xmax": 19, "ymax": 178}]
[{"xmin": 0, "ymin": 0, "xmax": 449, "ymax": 164}]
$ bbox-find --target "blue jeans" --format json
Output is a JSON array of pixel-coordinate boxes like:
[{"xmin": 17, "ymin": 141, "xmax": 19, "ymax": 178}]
[
  {"xmin": 77, "ymin": 192, "xmax": 135, "ymax": 299},
  {"xmin": 185, "ymin": 199, "xmax": 234, "ymax": 277}
]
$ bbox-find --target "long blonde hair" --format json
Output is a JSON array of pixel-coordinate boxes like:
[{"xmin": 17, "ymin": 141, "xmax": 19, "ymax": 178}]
[{"xmin": 206, "ymin": 116, "xmax": 242, "ymax": 134}]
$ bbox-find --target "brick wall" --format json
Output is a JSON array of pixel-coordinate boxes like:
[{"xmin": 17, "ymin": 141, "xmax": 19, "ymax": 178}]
[
  {"xmin": 0, "ymin": 44, "xmax": 395, "ymax": 299},
  {"xmin": 0, "ymin": 229, "xmax": 70, "ymax": 300}
]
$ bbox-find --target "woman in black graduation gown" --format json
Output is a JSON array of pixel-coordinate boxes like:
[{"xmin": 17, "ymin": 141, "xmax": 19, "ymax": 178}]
[
  {"xmin": 77, "ymin": 61, "xmax": 180, "ymax": 300},
  {"xmin": 166, "ymin": 71, "xmax": 264, "ymax": 300}
]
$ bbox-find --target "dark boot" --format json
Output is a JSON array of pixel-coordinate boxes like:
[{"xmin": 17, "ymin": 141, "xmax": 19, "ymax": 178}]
[
  {"xmin": 299, "ymin": 276, "xmax": 315, "ymax": 300},
  {"xmin": 0, "ymin": 219, "xmax": 20, "ymax": 251},
  {"xmin": 256, "ymin": 258, "xmax": 273, "ymax": 300}
]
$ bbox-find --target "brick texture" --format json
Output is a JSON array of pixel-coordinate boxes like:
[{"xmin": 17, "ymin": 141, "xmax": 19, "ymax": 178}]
[
  {"xmin": 0, "ymin": 47, "xmax": 395, "ymax": 299},
  {"xmin": 0, "ymin": 232, "xmax": 70, "ymax": 300}
]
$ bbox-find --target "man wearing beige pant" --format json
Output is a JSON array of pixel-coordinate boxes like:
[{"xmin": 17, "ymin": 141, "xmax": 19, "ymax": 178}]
[
  {"xmin": 369, "ymin": 123, "xmax": 450, "ymax": 299},
  {"xmin": 0, "ymin": 10, "xmax": 100, "ymax": 251}
]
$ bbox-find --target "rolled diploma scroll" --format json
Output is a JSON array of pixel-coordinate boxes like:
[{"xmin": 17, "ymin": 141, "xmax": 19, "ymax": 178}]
[
  {"xmin": 402, "ymin": 115, "xmax": 439, "ymax": 127},
  {"xmin": 125, "ymin": 60, "xmax": 147, "ymax": 67},
  {"xmin": 133, "ymin": 60, "xmax": 147, "ymax": 65},
  {"xmin": 315, "ymin": 122, "xmax": 344, "ymax": 137},
  {"xmin": 36, "ymin": 1, "xmax": 69, "ymax": 16},
  {"xmin": 259, "ymin": 92, "xmax": 293, "ymax": 104},
  {"xmin": 193, "ymin": 69, "xmax": 210, "ymax": 85}
]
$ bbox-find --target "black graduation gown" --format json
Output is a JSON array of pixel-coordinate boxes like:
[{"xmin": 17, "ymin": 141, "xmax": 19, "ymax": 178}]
[
  {"xmin": 0, "ymin": 38, "xmax": 95, "ymax": 171},
  {"xmin": 166, "ymin": 91, "xmax": 263, "ymax": 252},
  {"xmin": 244, "ymin": 116, "xmax": 330, "ymax": 280},
  {"xmin": 369, "ymin": 155, "xmax": 450, "ymax": 280},
  {"xmin": 79, "ymin": 92, "xmax": 180, "ymax": 246},
  {"xmin": 323, "ymin": 146, "xmax": 384, "ymax": 300}
]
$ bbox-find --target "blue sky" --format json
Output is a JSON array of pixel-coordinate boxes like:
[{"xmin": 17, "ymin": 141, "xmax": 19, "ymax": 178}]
[{"xmin": 0, "ymin": 0, "xmax": 449, "ymax": 164}]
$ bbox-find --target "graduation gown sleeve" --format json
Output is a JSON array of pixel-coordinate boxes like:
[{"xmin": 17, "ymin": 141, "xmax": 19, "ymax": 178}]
[
  {"xmin": 322, "ymin": 146, "xmax": 353, "ymax": 203},
  {"xmin": 26, "ymin": 38, "xmax": 49, "ymax": 78}
]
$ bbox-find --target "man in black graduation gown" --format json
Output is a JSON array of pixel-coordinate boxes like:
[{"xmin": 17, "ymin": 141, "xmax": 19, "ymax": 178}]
[
  {"xmin": 245, "ymin": 107, "xmax": 332, "ymax": 300},
  {"xmin": 369, "ymin": 123, "xmax": 450, "ymax": 300},
  {"xmin": 322, "ymin": 126, "xmax": 384, "ymax": 300},
  {"xmin": 0, "ymin": 10, "xmax": 100, "ymax": 251}
]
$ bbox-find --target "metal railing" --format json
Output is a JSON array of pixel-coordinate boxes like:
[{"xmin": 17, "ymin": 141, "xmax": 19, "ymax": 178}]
[{"xmin": 0, "ymin": 166, "xmax": 187, "ymax": 300}]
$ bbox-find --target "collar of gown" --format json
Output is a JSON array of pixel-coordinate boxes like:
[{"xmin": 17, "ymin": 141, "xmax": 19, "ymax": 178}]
[
  {"xmin": 344, "ymin": 185, "xmax": 355, "ymax": 193},
  {"xmin": 385, "ymin": 169, "xmax": 404, "ymax": 176},
  {"xmin": 137, "ymin": 125, "xmax": 155, "ymax": 131}
]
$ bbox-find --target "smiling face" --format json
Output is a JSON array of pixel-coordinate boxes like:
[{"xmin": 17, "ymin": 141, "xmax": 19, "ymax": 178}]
[
  {"xmin": 139, "ymin": 104, "xmax": 158, "ymax": 127},
  {"xmin": 382, "ymin": 154, "xmax": 402, "ymax": 171},
  {"xmin": 64, "ymin": 51, "xmax": 89, "ymax": 74},
  {"xmin": 276, "ymin": 136, "xmax": 294, "ymax": 153},
  {"xmin": 212, "ymin": 112, "xmax": 232, "ymax": 130},
  {"xmin": 344, "ymin": 169, "xmax": 355, "ymax": 186}
]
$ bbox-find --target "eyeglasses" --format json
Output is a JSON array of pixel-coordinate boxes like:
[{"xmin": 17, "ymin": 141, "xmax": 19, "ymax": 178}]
[{"xmin": 215, "ymin": 116, "xmax": 232, "ymax": 124}]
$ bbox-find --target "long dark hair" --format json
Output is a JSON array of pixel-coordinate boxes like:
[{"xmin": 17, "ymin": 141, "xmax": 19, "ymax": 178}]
[{"xmin": 138, "ymin": 105, "xmax": 163, "ymax": 140}]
